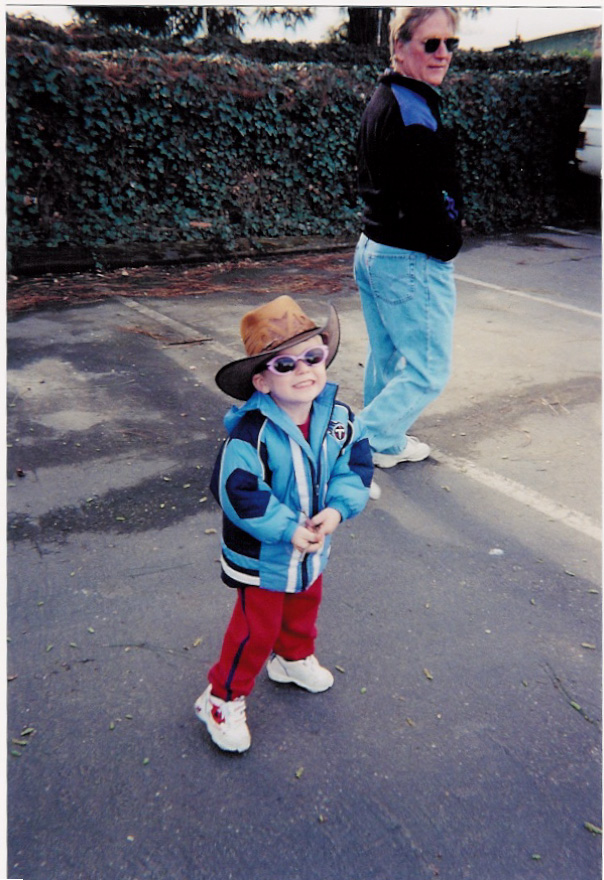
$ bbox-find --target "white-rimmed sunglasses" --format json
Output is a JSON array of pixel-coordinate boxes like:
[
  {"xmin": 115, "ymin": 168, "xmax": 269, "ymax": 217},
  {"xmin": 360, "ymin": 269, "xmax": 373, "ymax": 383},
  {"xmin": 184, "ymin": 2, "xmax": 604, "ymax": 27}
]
[{"xmin": 262, "ymin": 344, "xmax": 329, "ymax": 375}]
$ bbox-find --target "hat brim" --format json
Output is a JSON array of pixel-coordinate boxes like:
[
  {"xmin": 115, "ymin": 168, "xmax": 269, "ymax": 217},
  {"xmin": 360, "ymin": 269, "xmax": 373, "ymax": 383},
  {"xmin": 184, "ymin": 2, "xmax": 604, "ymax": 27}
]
[{"xmin": 215, "ymin": 303, "xmax": 340, "ymax": 400}]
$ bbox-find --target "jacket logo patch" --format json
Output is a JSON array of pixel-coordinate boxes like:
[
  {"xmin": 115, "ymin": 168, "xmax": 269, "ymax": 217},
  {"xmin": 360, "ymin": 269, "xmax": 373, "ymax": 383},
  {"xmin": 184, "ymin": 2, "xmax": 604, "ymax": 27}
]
[{"xmin": 328, "ymin": 420, "xmax": 347, "ymax": 442}]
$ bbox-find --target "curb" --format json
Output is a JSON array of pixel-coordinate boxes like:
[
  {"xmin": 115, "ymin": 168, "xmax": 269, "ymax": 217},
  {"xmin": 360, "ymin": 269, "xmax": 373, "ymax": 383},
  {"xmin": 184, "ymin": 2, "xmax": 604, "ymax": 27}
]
[{"xmin": 9, "ymin": 235, "xmax": 358, "ymax": 278}]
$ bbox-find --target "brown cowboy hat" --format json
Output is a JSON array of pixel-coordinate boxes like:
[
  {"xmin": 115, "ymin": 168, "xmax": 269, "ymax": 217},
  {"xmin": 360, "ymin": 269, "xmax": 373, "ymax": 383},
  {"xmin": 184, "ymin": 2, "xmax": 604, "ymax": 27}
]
[{"xmin": 215, "ymin": 295, "xmax": 340, "ymax": 400}]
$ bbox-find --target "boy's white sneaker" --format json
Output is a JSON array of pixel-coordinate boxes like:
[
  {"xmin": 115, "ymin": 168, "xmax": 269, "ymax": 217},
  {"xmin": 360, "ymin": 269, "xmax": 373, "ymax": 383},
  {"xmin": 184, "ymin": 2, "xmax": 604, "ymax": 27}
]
[
  {"xmin": 267, "ymin": 653, "xmax": 334, "ymax": 692},
  {"xmin": 194, "ymin": 685, "xmax": 251, "ymax": 753},
  {"xmin": 369, "ymin": 479, "xmax": 382, "ymax": 500}
]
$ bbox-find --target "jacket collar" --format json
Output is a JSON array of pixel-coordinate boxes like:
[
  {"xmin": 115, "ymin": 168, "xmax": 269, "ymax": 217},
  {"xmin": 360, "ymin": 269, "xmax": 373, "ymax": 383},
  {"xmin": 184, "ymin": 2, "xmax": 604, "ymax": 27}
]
[
  {"xmin": 379, "ymin": 69, "xmax": 442, "ymax": 107},
  {"xmin": 225, "ymin": 382, "xmax": 339, "ymax": 461}
]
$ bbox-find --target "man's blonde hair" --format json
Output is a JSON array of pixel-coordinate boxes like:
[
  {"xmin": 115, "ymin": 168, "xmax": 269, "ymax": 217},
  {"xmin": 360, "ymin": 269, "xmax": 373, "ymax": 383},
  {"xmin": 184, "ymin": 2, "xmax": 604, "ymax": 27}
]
[{"xmin": 389, "ymin": 7, "xmax": 459, "ymax": 66}]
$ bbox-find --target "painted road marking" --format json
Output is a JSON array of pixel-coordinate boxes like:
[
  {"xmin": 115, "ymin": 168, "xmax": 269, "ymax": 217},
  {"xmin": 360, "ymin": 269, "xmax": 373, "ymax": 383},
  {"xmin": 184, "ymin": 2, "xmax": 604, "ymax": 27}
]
[
  {"xmin": 455, "ymin": 274, "xmax": 601, "ymax": 319},
  {"xmin": 116, "ymin": 295, "xmax": 234, "ymax": 358},
  {"xmin": 433, "ymin": 450, "xmax": 601, "ymax": 543}
]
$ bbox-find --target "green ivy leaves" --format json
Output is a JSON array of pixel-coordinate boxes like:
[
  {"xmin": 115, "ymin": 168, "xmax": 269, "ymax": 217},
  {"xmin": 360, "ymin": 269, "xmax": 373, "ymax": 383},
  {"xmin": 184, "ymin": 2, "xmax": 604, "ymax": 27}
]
[{"xmin": 6, "ymin": 33, "xmax": 590, "ymax": 267}]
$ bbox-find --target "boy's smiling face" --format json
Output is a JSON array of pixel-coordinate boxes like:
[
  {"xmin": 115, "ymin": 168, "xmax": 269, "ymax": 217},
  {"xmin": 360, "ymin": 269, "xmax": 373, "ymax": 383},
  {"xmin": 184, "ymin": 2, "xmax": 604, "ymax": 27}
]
[{"xmin": 251, "ymin": 334, "xmax": 327, "ymax": 423}]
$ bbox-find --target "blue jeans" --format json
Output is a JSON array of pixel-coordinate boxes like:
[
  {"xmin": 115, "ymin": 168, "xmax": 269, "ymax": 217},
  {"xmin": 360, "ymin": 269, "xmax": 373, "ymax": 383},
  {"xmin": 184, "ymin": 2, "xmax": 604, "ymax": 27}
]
[{"xmin": 354, "ymin": 234, "xmax": 457, "ymax": 455}]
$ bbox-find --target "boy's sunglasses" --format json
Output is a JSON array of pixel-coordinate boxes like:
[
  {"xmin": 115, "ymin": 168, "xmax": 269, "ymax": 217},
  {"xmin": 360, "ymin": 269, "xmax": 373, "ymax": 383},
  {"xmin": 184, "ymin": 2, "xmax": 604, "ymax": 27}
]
[
  {"xmin": 422, "ymin": 37, "xmax": 459, "ymax": 53},
  {"xmin": 262, "ymin": 344, "xmax": 329, "ymax": 375}
]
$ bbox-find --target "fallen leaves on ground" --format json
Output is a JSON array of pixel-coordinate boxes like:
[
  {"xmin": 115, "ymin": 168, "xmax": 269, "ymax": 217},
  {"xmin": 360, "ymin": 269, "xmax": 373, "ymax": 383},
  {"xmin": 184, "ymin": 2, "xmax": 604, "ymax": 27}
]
[{"xmin": 8, "ymin": 250, "xmax": 356, "ymax": 313}]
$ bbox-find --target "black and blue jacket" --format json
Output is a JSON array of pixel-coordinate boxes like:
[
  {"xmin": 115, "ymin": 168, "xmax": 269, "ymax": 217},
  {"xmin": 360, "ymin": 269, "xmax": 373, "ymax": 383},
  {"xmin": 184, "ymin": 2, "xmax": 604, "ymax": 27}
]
[
  {"xmin": 357, "ymin": 71, "xmax": 463, "ymax": 262},
  {"xmin": 210, "ymin": 383, "xmax": 373, "ymax": 593}
]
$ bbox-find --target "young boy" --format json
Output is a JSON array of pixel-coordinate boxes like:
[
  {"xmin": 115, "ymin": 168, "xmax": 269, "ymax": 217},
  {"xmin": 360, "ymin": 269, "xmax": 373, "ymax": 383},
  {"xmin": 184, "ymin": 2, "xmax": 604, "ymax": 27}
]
[{"xmin": 195, "ymin": 295, "xmax": 373, "ymax": 752}]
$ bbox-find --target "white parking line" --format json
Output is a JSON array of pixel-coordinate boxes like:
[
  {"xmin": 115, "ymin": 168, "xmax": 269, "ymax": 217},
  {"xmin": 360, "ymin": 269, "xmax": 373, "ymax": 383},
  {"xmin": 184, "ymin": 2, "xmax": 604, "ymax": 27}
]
[
  {"xmin": 455, "ymin": 274, "xmax": 601, "ymax": 319},
  {"xmin": 117, "ymin": 296, "xmax": 204, "ymax": 335},
  {"xmin": 117, "ymin": 295, "xmax": 234, "ymax": 357},
  {"xmin": 433, "ymin": 450, "xmax": 602, "ymax": 543}
]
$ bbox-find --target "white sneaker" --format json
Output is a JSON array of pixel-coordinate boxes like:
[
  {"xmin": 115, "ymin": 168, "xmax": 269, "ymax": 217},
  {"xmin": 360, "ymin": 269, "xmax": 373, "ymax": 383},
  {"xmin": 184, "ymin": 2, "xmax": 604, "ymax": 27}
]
[
  {"xmin": 194, "ymin": 685, "xmax": 251, "ymax": 753},
  {"xmin": 267, "ymin": 653, "xmax": 334, "ymax": 693},
  {"xmin": 373, "ymin": 436, "xmax": 431, "ymax": 468},
  {"xmin": 369, "ymin": 479, "xmax": 382, "ymax": 500}
]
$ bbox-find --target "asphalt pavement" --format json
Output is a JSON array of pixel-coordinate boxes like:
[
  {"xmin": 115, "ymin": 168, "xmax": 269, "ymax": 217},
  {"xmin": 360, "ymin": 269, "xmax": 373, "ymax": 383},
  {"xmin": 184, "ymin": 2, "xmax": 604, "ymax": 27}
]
[{"xmin": 6, "ymin": 227, "xmax": 602, "ymax": 880}]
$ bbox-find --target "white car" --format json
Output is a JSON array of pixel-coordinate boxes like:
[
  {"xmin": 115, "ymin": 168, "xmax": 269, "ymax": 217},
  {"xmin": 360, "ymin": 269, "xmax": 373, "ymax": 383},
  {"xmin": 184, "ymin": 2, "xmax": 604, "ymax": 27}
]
[
  {"xmin": 576, "ymin": 106, "xmax": 602, "ymax": 177},
  {"xmin": 576, "ymin": 45, "xmax": 601, "ymax": 178}
]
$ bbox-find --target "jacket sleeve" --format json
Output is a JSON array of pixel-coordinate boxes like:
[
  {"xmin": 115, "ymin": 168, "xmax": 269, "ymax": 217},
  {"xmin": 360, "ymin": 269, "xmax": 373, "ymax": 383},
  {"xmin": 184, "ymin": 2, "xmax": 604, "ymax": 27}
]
[
  {"xmin": 217, "ymin": 435, "xmax": 300, "ymax": 545},
  {"xmin": 324, "ymin": 413, "xmax": 373, "ymax": 521}
]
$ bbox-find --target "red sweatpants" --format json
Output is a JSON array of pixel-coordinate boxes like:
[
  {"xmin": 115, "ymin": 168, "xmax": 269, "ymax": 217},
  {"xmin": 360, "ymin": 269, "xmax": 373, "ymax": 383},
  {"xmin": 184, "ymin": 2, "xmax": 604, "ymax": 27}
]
[{"xmin": 208, "ymin": 575, "xmax": 323, "ymax": 701}]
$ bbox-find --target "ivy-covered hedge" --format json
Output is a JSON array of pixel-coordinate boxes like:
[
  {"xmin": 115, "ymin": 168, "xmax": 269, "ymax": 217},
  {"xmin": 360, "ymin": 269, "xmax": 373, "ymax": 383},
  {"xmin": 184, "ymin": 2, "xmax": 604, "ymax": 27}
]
[
  {"xmin": 7, "ymin": 17, "xmax": 591, "ymax": 268},
  {"xmin": 444, "ymin": 66, "xmax": 589, "ymax": 231}
]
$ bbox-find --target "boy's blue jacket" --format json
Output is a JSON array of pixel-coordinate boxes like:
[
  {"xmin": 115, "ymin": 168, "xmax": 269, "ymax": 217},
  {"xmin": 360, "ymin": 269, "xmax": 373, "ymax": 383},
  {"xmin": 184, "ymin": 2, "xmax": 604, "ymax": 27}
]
[{"xmin": 210, "ymin": 382, "xmax": 373, "ymax": 593}]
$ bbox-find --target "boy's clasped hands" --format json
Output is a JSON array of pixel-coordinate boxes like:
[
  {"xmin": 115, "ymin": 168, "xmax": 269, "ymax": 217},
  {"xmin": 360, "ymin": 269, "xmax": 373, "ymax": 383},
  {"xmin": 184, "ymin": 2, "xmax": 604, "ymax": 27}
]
[{"xmin": 292, "ymin": 507, "xmax": 342, "ymax": 554}]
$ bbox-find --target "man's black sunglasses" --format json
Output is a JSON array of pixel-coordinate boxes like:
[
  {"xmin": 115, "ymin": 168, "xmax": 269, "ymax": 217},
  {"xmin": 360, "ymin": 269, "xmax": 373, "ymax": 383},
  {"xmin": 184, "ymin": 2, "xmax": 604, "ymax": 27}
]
[{"xmin": 422, "ymin": 37, "xmax": 459, "ymax": 54}]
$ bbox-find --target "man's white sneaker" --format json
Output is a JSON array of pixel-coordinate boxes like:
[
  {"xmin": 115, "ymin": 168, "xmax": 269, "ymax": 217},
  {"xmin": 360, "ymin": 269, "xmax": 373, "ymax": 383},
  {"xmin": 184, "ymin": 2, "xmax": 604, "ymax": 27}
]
[
  {"xmin": 369, "ymin": 479, "xmax": 382, "ymax": 500},
  {"xmin": 267, "ymin": 653, "xmax": 334, "ymax": 693},
  {"xmin": 373, "ymin": 436, "xmax": 431, "ymax": 468},
  {"xmin": 194, "ymin": 685, "xmax": 251, "ymax": 753}
]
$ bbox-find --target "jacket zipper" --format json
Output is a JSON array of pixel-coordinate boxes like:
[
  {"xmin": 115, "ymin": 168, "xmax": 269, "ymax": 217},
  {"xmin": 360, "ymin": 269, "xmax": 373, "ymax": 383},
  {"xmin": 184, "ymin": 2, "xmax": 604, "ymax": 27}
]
[{"xmin": 301, "ymin": 453, "xmax": 321, "ymax": 591}]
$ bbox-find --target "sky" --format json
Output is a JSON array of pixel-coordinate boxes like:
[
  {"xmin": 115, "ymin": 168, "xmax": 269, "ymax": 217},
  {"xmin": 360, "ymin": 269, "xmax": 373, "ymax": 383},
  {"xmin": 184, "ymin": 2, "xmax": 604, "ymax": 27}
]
[{"xmin": 4, "ymin": 4, "xmax": 603, "ymax": 51}]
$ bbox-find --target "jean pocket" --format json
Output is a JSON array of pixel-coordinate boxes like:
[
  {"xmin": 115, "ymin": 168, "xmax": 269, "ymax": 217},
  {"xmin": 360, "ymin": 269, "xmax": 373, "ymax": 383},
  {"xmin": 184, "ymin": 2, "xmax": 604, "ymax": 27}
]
[{"xmin": 367, "ymin": 252, "xmax": 419, "ymax": 305}]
